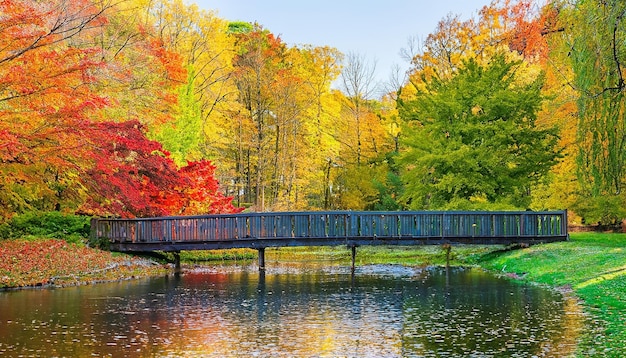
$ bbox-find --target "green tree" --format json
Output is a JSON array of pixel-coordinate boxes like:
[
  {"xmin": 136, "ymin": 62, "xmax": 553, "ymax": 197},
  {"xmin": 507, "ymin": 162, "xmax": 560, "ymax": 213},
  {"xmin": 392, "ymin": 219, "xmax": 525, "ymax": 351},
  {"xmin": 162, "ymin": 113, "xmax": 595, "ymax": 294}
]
[
  {"xmin": 398, "ymin": 54, "xmax": 560, "ymax": 210},
  {"xmin": 155, "ymin": 66, "xmax": 203, "ymax": 166},
  {"xmin": 563, "ymin": 0, "xmax": 626, "ymax": 224}
]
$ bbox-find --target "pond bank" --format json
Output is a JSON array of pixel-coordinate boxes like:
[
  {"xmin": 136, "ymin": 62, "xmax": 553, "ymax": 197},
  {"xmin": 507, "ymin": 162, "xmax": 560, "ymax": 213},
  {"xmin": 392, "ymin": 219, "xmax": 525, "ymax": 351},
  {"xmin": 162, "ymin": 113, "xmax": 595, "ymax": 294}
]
[{"xmin": 0, "ymin": 239, "xmax": 167, "ymax": 289}]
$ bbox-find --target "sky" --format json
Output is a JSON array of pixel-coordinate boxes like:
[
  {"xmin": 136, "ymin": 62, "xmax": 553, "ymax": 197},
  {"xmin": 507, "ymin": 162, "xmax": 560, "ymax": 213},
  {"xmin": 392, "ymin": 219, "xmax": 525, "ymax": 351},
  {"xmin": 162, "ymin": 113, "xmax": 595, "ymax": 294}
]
[{"xmin": 191, "ymin": 0, "xmax": 493, "ymax": 87}]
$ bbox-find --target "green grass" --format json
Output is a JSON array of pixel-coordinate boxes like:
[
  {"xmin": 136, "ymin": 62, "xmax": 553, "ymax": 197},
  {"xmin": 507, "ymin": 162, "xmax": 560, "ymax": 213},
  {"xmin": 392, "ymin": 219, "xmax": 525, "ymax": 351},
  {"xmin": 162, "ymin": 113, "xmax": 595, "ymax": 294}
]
[{"xmin": 179, "ymin": 248, "xmax": 257, "ymax": 262}]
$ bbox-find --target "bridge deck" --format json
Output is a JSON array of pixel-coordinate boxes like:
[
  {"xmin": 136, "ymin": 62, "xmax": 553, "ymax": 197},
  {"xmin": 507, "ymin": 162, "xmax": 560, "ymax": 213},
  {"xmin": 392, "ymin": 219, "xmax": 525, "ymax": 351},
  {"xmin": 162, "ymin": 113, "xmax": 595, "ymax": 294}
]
[{"xmin": 91, "ymin": 211, "xmax": 568, "ymax": 252}]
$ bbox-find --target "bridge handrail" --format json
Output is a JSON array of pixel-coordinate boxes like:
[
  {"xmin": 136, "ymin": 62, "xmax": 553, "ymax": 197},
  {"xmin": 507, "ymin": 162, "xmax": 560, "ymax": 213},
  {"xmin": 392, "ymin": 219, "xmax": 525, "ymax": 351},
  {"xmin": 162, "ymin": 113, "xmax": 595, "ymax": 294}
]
[{"xmin": 91, "ymin": 210, "xmax": 568, "ymax": 244}]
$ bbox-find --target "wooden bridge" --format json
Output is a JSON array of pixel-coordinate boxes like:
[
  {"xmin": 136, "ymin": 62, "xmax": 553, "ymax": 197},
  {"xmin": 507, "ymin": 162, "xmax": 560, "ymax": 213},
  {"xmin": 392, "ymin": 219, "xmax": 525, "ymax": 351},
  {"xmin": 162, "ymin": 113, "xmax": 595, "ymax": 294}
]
[{"xmin": 91, "ymin": 210, "xmax": 568, "ymax": 270}]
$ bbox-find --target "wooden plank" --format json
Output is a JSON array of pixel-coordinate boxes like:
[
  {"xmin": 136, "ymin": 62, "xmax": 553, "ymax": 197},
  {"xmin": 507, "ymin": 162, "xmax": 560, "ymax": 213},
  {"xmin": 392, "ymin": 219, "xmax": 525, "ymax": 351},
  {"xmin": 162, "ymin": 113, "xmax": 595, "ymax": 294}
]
[
  {"xmin": 275, "ymin": 215, "xmax": 293, "ymax": 238},
  {"xmin": 236, "ymin": 216, "xmax": 249, "ymax": 239},
  {"xmin": 310, "ymin": 214, "xmax": 326, "ymax": 237},
  {"xmin": 294, "ymin": 215, "xmax": 309, "ymax": 237},
  {"xmin": 399, "ymin": 214, "xmax": 415, "ymax": 236}
]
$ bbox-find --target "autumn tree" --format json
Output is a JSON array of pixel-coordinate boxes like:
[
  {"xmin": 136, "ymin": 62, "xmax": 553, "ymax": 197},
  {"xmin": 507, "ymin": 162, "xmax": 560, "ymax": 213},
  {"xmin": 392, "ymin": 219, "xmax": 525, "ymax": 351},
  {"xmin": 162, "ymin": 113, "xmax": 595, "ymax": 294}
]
[
  {"xmin": 228, "ymin": 25, "xmax": 346, "ymax": 211},
  {"xmin": 559, "ymin": 0, "xmax": 626, "ymax": 224},
  {"xmin": 0, "ymin": 0, "xmax": 110, "ymax": 220},
  {"xmin": 81, "ymin": 121, "xmax": 239, "ymax": 217},
  {"xmin": 84, "ymin": 0, "xmax": 186, "ymax": 128},
  {"xmin": 330, "ymin": 53, "xmax": 395, "ymax": 210},
  {"xmin": 80, "ymin": 121, "xmax": 184, "ymax": 217},
  {"xmin": 296, "ymin": 46, "xmax": 343, "ymax": 209},
  {"xmin": 147, "ymin": 0, "xmax": 238, "ymax": 167},
  {"xmin": 398, "ymin": 54, "xmax": 560, "ymax": 210}
]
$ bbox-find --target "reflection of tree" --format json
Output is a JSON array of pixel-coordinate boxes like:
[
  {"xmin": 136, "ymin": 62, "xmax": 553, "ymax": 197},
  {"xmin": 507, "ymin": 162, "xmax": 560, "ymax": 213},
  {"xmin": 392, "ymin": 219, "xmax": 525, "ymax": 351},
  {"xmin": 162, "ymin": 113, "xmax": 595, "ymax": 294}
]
[
  {"xmin": 0, "ymin": 266, "xmax": 582, "ymax": 357},
  {"xmin": 399, "ymin": 269, "xmax": 583, "ymax": 356}
]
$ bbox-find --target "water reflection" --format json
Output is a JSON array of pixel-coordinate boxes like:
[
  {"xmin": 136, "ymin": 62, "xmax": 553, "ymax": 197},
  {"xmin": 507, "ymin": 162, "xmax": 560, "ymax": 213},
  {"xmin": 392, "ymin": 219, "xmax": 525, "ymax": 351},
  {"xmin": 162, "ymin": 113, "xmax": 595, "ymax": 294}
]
[{"xmin": 0, "ymin": 264, "xmax": 582, "ymax": 357}]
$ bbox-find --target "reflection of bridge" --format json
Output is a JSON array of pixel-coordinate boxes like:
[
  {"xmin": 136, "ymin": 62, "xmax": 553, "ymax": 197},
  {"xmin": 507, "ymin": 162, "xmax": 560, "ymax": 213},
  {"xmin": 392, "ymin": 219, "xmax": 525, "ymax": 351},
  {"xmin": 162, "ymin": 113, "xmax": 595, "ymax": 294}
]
[{"xmin": 91, "ymin": 211, "xmax": 568, "ymax": 270}]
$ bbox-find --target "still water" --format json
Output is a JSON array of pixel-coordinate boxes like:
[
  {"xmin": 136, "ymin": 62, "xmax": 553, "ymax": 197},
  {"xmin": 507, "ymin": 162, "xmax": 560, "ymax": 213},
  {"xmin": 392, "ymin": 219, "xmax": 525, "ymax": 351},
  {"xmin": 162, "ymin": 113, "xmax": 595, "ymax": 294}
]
[{"xmin": 0, "ymin": 264, "xmax": 582, "ymax": 357}]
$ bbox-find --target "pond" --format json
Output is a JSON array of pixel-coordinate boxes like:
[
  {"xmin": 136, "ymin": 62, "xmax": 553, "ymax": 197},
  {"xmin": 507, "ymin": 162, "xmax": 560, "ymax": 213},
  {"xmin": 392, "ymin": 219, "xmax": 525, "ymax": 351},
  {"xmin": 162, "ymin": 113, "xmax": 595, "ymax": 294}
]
[{"xmin": 0, "ymin": 263, "xmax": 583, "ymax": 357}]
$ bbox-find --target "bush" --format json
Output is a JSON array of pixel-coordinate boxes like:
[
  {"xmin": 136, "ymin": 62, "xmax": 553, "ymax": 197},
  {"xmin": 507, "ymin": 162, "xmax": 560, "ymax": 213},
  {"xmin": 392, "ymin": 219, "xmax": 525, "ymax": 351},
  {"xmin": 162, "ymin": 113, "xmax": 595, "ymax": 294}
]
[{"xmin": 1, "ymin": 211, "xmax": 91, "ymax": 242}]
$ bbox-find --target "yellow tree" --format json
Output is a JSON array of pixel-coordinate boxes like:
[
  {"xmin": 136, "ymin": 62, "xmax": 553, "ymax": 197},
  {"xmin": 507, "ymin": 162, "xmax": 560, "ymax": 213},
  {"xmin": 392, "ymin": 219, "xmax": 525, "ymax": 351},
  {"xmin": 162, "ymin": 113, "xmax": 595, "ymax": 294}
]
[
  {"xmin": 229, "ymin": 25, "xmax": 346, "ymax": 211},
  {"xmin": 297, "ymin": 46, "xmax": 343, "ymax": 209},
  {"xmin": 332, "ymin": 53, "xmax": 395, "ymax": 210},
  {"xmin": 82, "ymin": 0, "xmax": 185, "ymax": 128},
  {"xmin": 146, "ymin": 0, "xmax": 239, "ymax": 169}
]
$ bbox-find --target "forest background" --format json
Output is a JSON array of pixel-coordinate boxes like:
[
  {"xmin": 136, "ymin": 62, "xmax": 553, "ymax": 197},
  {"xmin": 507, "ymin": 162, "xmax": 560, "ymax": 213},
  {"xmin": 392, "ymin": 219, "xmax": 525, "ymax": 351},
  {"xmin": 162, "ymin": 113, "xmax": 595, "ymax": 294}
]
[{"xmin": 1, "ymin": 0, "xmax": 625, "ymax": 227}]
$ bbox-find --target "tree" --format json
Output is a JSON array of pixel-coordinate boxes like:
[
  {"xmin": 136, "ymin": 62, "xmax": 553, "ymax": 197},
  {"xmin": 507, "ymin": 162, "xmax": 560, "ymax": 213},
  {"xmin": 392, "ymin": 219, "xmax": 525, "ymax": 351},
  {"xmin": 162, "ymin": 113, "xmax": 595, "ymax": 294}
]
[
  {"xmin": 85, "ymin": 0, "xmax": 186, "ymax": 128},
  {"xmin": 80, "ymin": 121, "xmax": 239, "ymax": 217},
  {"xmin": 0, "ymin": 0, "xmax": 110, "ymax": 219},
  {"xmin": 562, "ymin": 0, "xmax": 626, "ymax": 224},
  {"xmin": 177, "ymin": 160, "xmax": 241, "ymax": 215},
  {"xmin": 339, "ymin": 52, "xmax": 379, "ymax": 165},
  {"xmin": 330, "ymin": 53, "xmax": 395, "ymax": 210},
  {"xmin": 147, "ymin": 0, "xmax": 238, "ymax": 167},
  {"xmin": 80, "ymin": 121, "xmax": 186, "ymax": 218},
  {"xmin": 398, "ymin": 54, "xmax": 559, "ymax": 210},
  {"xmin": 229, "ymin": 25, "xmax": 346, "ymax": 211}
]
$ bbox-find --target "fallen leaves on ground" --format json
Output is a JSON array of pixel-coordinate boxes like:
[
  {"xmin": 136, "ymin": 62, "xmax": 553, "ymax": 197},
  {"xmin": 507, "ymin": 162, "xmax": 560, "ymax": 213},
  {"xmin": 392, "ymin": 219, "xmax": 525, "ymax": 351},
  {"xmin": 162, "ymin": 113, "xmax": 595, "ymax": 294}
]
[{"xmin": 0, "ymin": 239, "xmax": 166, "ymax": 288}]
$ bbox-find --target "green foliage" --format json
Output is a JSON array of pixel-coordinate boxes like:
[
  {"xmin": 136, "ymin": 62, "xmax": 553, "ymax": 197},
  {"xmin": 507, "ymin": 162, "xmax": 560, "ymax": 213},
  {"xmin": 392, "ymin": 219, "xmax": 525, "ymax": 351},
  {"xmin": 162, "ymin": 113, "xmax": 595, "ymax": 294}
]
[
  {"xmin": 572, "ymin": 194, "xmax": 626, "ymax": 225},
  {"xmin": 227, "ymin": 21, "xmax": 253, "ymax": 34},
  {"xmin": 566, "ymin": 0, "xmax": 626, "ymax": 224},
  {"xmin": 0, "ymin": 211, "xmax": 91, "ymax": 243},
  {"xmin": 398, "ymin": 54, "xmax": 560, "ymax": 210},
  {"xmin": 366, "ymin": 152, "xmax": 405, "ymax": 211},
  {"xmin": 153, "ymin": 66, "xmax": 203, "ymax": 166}
]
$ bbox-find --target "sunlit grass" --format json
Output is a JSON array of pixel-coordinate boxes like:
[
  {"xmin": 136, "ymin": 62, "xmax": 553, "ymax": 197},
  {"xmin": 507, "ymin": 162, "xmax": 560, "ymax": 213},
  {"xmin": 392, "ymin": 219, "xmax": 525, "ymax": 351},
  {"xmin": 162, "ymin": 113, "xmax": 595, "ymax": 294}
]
[{"xmin": 179, "ymin": 248, "xmax": 256, "ymax": 262}]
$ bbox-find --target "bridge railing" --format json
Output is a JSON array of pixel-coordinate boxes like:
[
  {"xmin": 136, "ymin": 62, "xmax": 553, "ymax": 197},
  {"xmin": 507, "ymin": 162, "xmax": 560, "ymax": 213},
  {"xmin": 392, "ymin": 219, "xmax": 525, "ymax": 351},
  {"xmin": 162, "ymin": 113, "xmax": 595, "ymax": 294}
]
[{"xmin": 91, "ymin": 210, "xmax": 568, "ymax": 244}]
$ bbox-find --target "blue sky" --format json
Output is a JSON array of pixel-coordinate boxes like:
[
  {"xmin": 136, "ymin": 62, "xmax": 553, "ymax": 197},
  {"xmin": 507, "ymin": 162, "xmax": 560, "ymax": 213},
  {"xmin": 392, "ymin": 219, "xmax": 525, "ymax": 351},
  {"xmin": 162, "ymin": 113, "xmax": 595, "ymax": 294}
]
[{"xmin": 191, "ymin": 0, "xmax": 492, "ymax": 85}]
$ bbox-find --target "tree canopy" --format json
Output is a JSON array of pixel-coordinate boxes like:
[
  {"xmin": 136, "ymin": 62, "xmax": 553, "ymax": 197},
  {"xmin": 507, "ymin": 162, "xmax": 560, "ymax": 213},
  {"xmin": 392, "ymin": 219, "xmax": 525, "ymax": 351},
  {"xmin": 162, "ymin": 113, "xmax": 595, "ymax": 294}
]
[
  {"xmin": 398, "ymin": 54, "xmax": 560, "ymax": 210},
  {"xmin": 1, "ymin": 0, "xmax": 625, "ymax": 226}
]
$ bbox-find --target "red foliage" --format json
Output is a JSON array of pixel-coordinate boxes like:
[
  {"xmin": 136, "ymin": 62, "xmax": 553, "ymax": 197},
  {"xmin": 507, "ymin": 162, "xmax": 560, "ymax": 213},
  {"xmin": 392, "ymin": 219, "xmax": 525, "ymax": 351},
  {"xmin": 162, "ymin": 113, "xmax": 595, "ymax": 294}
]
[
  {"xmin": 80, "ymin": 121, "xmax": 240, "ymax": 218},
  {"xmin": 80, "ymin": 120, "xmax": 184, "ymax": 218},
  {"xmin": 178, "ymin": 160, "xmax": 243, "ymax": 215}
]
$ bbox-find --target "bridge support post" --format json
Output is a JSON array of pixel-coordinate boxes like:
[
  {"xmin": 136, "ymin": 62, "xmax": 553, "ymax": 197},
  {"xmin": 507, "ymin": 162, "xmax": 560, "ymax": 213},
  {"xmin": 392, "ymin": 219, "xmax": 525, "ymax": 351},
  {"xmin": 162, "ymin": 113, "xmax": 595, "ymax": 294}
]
[
  {"xmin": 258, "ymin": 247, "xmax": 266, "ymax": 271},
  {"xmin": 351, "ymin": 245, "xmax": 357, "ymax": 273},
  {"xmin": 443, "ymin": 244, "xmax": 451, "ymax": 268},
  {"xmin": 173, "ymin": 252, "xmax": 181, "ymax": 274}
]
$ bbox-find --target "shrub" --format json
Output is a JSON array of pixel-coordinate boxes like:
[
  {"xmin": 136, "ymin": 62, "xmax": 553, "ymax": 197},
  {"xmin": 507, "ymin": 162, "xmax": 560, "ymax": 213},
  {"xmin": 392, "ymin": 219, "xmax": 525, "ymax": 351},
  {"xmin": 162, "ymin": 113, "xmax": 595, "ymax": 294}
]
[{"xmin": 1, "ymin": 211, "xmax": 91, "ymax": 242}]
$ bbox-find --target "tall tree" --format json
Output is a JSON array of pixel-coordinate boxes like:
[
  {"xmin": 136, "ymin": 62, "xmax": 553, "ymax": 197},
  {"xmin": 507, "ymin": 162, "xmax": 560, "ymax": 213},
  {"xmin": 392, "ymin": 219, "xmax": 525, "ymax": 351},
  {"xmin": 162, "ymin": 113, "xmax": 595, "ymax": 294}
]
[
  {"xmin": 339, "ymin": 52, "xmax": 379, "ymax": 165},
  {"xmin": 563, "ymin": 0, "xmax": 626, "ymax": 224},
  {"xmin": 332, "ymin": 53, "xmax": 394, "ymax": 209},
  {"xmin": 230, "ymin": 26, "xmax": 283, "ymax": 210},
  {"xmin": 147, "ymin": 0, "xmax": 238, "ymax": 167},
  {"xmin": 398, "ymin": 54, "xmax": 559, "ymax": 210},
  {"xmin": 0, "ymin": 0, "xmax": 110, "ymax": 219},
  {"xmin": 229, "ymin": 26, "xmax": 345, "ymax": 211}
]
